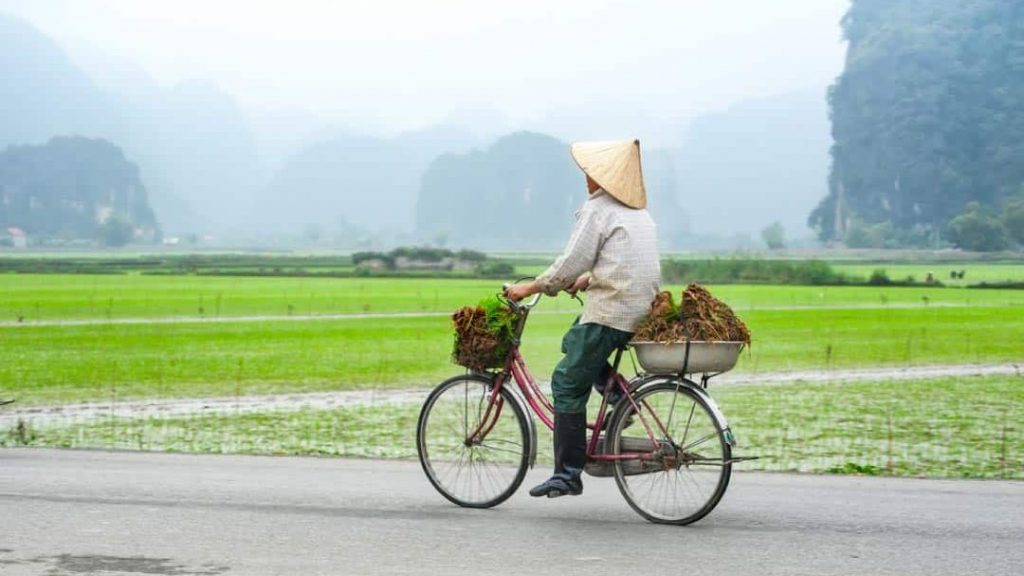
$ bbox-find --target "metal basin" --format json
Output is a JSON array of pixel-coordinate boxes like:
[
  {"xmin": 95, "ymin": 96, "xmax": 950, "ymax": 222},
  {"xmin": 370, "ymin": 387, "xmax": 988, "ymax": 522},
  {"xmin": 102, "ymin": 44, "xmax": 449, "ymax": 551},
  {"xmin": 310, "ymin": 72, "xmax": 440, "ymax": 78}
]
[{"xmin": 630, "ymin": 341, "xmax": 745, "ymax": 374}]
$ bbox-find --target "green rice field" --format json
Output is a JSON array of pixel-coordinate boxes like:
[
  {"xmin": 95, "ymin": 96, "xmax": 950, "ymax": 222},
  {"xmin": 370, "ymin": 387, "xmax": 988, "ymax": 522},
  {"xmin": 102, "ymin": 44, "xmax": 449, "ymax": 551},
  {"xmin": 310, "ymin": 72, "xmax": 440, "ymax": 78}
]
[
  {"xmin": 2, "ymin": 282, "xmax": 1022, "ymax": 404},
  {"xmin": 0, "ymin": 295, "xmax": 1019, "ymax": 403},
  {"xmin": 832, "ymin": 262, "xmax": 1024, "ymax": 287},
  {"xmin": 3, "ymin": 273, "xmax": 1023, "ymax": 322},
  {"xmin": 0, "ymin": 293, "xmax": 1019, "ymax": 401}
]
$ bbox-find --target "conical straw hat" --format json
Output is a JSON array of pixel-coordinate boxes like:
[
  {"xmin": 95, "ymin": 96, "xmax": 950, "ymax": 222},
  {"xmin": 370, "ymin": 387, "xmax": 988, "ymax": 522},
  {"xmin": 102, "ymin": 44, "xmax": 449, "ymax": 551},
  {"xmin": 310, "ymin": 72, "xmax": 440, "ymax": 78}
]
[{"xmin": 570, "ymin": 139, "xmax": 647, "ymax": 209}]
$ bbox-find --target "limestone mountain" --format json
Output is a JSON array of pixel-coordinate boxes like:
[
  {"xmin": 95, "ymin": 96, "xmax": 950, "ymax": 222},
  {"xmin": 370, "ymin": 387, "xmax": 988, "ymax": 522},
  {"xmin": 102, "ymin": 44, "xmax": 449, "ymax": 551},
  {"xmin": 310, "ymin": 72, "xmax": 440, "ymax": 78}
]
[
  {"xmin": 415, "ymin": 132, "xmax": 687, "ymax": 249},
  {"xmin": 0, "ymin": 137, "xmax": 158, "ymax": 240}
]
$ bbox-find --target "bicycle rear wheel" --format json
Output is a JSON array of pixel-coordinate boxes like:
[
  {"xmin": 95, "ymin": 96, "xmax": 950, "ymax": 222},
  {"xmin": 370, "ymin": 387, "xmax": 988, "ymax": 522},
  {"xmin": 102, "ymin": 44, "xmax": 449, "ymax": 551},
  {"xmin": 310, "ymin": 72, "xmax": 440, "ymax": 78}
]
[
  {"xmin": 608, "ymin": 380, "xmax": 731, "ymax": 525},
  {"xmin": 417, "ymin": 374, "xmax": 530, "ymax": 508}
]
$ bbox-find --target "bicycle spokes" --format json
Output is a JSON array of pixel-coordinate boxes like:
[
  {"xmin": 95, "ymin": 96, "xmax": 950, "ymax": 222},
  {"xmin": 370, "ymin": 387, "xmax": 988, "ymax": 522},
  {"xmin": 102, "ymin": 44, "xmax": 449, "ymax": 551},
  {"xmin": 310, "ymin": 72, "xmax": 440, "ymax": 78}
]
[
  {"xmin": 609, "ymin": 382, "xmax": 731, "ymax": 525},
  {"xmin": 418, "ymin": 375, "xmax": 531, "ymax": 508}
]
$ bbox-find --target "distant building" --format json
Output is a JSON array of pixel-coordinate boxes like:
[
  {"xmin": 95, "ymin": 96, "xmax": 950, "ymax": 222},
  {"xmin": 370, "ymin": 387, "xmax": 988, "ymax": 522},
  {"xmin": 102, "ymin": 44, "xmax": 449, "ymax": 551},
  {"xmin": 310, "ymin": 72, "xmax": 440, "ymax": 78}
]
[
  {"xmin": 394, "ymin": 256, "xmax": 454, "ymax": 271},
  {"xmin": 357, "ymin": 258, "xmax": 389, "ymax": 270},
  {"xmin": 6, "ymin": 227, "xmax": 27, "ymax": 249}
]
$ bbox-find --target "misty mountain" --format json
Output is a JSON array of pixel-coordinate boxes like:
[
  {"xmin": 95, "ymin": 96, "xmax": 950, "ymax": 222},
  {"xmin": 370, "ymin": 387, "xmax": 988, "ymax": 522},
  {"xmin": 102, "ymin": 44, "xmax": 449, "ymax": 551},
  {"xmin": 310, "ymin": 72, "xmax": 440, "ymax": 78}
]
[
  {"xmin": 0, "ymin": 136, "xmax": 158, "ymax": 239},
  {"xmin": 415, "ymin": 132, "xmax": 687, "ymax": 250},
  {"xmin": 0, "ymin": 12, "xmax": 261, "ymax": 234},
  {"xmin": 674, "ymin": 90, "xmax": 830, "ymax": 238},
  {"xmin": 0, "ymin": 14, "xmax": 120, "ymax": 150},
  {"xmin": 0, "ymin": 10, "xmax": 832, "ymax": 246},
  {"xmin": 244, "ymin": 106, "xmax": 328, "ymax": 175},
  {"xmin": 643, "ymin": 149, "xmax": 690, "ymax": 249},
  {"xmin": 416, "ymin": 132, "xmax": 578, "ymax": 249},
  {"xmin": 253, "ymin": 122, "xmax": 490, "ymax": 234},
  {"xmin": 256, "ymin": 133, "xmax": 417, "ymax": 232},
  {"xmin": 123, "ymin": 80, "xmax": 262, "ymax": 231}
]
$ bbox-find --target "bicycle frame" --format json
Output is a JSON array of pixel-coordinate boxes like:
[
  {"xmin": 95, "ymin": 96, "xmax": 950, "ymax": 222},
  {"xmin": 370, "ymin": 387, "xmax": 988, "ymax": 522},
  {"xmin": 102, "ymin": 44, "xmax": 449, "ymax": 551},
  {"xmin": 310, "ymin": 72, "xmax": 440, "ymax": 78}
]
[
  {"xmin": 505, "ymin": 347, "xmax": 665, "ymax": 464},
  {"xmin": 463, "ymin": 300, "xmax": 685, "ymax": 467}
]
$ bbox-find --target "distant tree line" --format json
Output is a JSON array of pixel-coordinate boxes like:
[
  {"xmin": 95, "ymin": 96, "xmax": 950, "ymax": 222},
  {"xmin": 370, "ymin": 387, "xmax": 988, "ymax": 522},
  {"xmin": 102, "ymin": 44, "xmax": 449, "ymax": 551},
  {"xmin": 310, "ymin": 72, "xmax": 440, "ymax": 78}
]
[
  {"xmin": 661, "ymin": 258, "xmax": 948, "ymax": 287},
  {"xmin": 811, "ymin": 0, "xmax": 1024, "ymax": 251},
  {"xmin": 352, "ymin": 246, "xmax": 512, "ymax": 277},
  {"xmin": 662, "ymin": 258, "xmax": 847, "ymax": 285}
]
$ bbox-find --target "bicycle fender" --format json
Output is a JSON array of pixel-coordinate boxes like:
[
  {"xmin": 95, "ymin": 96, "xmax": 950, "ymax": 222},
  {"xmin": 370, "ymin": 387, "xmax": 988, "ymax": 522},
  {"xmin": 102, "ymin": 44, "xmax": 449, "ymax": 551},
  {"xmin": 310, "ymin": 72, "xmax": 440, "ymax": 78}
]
[
  {"xmin": 684, "ymin": 384, "xmax": 735, "ymax": 447},
  {"xmin": 631, "ymin": 376, "xmax": 734, "ymax": 447}
]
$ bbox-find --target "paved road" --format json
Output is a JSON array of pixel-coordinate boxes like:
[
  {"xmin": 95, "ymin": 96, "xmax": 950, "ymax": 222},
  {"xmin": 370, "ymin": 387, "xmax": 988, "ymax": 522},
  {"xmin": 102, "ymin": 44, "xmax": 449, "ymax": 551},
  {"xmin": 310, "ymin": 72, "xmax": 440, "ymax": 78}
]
[{"xmin": 1, "ymin": 449, "xmax": 1021, "ymax": 576}]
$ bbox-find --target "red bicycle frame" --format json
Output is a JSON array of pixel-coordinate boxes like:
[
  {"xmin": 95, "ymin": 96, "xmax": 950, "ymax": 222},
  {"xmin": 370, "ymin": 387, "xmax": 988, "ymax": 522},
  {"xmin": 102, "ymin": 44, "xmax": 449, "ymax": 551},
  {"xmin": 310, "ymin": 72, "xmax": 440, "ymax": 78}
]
[{"xmin": 465, "ymin": 300, "xmax": 676, "ymax": 466}]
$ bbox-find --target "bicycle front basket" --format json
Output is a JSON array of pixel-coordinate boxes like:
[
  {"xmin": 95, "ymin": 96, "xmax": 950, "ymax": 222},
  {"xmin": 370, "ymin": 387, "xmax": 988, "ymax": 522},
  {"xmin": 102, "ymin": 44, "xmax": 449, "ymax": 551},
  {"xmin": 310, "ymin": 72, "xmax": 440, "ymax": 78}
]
[{"xmin": 452, "ymin": 334, "xmax": 508, "ymax": 371}]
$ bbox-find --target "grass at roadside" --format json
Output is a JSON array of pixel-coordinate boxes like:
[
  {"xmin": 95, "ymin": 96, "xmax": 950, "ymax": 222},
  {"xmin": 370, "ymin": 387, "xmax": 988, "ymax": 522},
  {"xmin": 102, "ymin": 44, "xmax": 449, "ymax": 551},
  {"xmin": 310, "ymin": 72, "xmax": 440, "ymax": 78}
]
[
  {"xmin": 3, "ymin": 303, "xmax": 1023, "ymax": 405},
  {"xmin": 5, "ymin": 375, "xmax": 1019, "ymax": 480},
  {"xmin": 720, "ymin": 375, "xmax": 1023, "ymax": 478}
]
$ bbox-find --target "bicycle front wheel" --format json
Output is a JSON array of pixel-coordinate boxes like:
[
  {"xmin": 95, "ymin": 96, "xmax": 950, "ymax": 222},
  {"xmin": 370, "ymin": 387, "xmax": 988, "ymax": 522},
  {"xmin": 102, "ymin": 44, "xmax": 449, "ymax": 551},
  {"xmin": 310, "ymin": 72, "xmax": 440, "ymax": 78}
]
[
  {"xmin": 608, "ymin": 380, "xmax": 732, "ymax": 525},
  {"xmin": 417, "ymin": 374, "xmax": 530, "ymax": 508}
]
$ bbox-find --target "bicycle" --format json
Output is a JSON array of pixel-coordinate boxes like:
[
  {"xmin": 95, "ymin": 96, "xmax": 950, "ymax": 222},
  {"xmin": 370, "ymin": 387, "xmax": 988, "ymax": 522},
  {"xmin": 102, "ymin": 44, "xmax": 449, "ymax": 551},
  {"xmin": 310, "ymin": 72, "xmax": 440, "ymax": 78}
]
[{"xmin": 416, "ymin": 286, "xmax": 751, "ymax": 525}]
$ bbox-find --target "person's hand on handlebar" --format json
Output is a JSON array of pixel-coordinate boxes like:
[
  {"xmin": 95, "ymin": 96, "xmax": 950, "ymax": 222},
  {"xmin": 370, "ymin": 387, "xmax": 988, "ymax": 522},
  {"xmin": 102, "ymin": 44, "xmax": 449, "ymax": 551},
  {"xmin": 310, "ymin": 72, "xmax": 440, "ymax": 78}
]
[
  {"xmin": 567, "ymin": 274, "xmax": 590, "ymax": 296},
  {"xmin": 505, "ymin": 274, "xmax": 589, "ymax": 302},
  {"xmin": 504, "ymin": 281, "xmax": 541, "ymax": 302}
]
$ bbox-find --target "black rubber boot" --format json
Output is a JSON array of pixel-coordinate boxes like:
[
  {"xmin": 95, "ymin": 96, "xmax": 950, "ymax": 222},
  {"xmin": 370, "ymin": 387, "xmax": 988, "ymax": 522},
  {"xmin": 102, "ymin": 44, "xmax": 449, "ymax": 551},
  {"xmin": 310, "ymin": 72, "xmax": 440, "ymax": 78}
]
[{"xmin": 529, "ymin": 411, "xmax": 587, "ymax": 498}]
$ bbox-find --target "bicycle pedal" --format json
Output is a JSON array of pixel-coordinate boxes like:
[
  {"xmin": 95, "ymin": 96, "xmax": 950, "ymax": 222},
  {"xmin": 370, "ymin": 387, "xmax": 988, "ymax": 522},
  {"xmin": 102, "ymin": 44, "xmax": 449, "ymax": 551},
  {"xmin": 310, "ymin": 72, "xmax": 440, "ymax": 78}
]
[{"xmin": 584, "ymin": 461, "xmax": 614, "ymax": 477}]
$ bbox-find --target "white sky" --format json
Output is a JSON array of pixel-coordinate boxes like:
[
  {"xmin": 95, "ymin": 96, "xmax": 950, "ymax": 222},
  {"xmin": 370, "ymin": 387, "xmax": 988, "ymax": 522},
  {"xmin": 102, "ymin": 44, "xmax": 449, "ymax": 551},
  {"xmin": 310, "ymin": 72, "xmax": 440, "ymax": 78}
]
[{"xmin": 1, "ymin": 0, "xmax": 849, "ymax": 142}]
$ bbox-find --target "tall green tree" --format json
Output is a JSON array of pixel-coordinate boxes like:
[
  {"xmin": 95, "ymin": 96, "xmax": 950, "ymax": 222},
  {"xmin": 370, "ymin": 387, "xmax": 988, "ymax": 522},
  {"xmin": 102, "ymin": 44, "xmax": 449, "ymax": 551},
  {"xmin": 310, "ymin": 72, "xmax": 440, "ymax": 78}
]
[
  {"xmin": 946, "ymin": 202, "xmax": 1009, "ymax": 251},
  {"xmin": 1002, "ymin": 189, "xmax": 1024, "ymax": 245},
  {"xmin": 761, "ymin": 221, "xmax": 786, "ymax": 250}
]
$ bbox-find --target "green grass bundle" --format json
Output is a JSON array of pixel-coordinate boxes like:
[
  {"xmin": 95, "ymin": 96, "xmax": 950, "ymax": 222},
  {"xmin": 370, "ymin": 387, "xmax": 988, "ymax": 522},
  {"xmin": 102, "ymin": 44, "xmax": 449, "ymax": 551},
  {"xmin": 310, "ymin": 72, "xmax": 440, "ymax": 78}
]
[
  {"xmin": 451, "ymin": 295, "xmax": 517, "ymax": 371},
  {"xmin": 634, "ymin": 284, "xmax": 751, "ymax": 344}
]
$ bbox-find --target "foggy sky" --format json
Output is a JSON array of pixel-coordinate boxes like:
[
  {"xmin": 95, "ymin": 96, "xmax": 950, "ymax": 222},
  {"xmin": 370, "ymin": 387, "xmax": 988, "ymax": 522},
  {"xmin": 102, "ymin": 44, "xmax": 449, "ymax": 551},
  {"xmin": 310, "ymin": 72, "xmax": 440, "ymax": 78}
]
[{"xmin": 0, "ymin": 0, "xmax": 848, "ymax": 145}]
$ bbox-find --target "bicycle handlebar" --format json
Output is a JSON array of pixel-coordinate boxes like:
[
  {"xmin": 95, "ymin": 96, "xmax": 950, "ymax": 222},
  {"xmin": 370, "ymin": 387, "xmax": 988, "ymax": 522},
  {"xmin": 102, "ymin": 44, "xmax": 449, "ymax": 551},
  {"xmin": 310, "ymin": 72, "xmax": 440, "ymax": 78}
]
[
  {"xmin": 502, "ymin": 279, "xmax": 583, "ymax": 312},
  {"xmin": 502, "ymin": 281, "xmax": 543, "ymax": 311}
]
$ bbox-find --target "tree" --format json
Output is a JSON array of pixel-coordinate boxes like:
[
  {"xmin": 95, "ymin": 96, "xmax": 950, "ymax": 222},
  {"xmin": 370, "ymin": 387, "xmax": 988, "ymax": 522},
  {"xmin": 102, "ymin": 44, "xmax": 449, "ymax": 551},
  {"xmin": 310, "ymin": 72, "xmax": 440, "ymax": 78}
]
[
  {"xmin": 761, "ymin": 221, "xmax": 785, "ymax": 250},
  {"xmin": 475, "ymin": 261, "xmax": 515, "ymax": 277},
  {"xmin": 98, "ymin": 216, "xmax": 134, "ymax": 247},
  {"xmin": 844, "ymin": 219, "xmax": 891, "ymax": 249},
  {"xmin": 946, "ymin": 202, "xmax": 1009, "ymax": 252},
  {"xmin": 1002, "ymin": 191, "xmax": 1024, "ymax": 245}
]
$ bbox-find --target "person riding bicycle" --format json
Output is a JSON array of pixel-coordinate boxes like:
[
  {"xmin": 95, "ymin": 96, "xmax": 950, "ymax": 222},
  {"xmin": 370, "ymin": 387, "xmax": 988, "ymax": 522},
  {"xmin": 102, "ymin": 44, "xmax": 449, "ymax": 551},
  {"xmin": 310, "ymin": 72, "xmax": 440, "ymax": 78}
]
[{"xmin": 505, "ymin": 139, "xmax": 660, "ymax": 498}]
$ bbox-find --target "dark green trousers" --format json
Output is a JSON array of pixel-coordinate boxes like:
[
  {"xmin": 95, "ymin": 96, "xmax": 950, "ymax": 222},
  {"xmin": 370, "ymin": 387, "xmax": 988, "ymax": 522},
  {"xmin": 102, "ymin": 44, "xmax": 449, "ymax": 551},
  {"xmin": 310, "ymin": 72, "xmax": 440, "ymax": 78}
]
[{"xmin": 551, "ymin": 318, "xmax": 633, "ymax": 414}]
